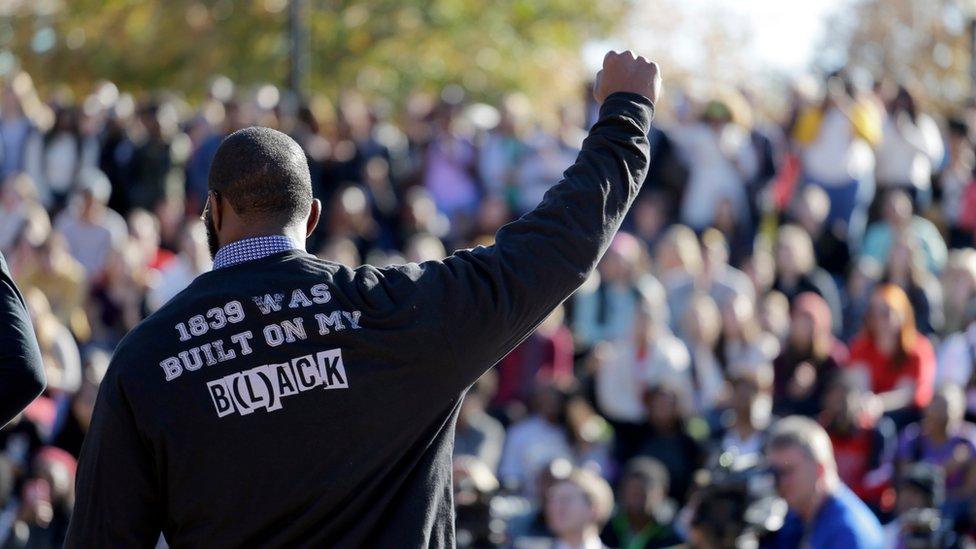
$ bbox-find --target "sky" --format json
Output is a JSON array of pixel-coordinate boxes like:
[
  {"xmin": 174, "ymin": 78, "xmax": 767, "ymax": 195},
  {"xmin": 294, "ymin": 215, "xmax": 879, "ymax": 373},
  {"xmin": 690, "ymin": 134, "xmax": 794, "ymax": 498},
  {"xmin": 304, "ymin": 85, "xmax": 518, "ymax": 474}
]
[{"xmin": 584, "ymin": 0, "xmax": 849, "ymax": 76}]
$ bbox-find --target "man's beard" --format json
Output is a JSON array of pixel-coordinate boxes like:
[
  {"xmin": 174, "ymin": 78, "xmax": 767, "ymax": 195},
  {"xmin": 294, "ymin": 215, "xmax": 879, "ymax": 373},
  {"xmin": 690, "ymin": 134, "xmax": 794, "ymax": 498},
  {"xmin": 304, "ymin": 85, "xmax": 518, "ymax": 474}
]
[{"xmin": 204, "ymin": 208, "xmax": 220, "ymax": 260}]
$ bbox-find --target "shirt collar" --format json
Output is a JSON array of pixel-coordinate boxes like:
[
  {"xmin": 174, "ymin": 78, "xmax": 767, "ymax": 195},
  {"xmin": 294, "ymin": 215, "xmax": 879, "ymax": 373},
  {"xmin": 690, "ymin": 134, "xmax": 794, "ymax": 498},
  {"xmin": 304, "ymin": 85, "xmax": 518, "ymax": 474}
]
[{"xmin": 212, "ymin": 235, "xmax": 301, "ymax": 270}]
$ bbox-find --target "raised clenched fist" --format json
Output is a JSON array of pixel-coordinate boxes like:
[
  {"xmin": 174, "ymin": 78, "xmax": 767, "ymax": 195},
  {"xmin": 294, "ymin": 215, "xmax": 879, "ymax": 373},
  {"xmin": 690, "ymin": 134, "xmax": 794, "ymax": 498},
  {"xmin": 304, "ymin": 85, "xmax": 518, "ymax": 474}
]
[{"xmin": 593, "ymin": 50, "xmax": 661, "ymax": 105}]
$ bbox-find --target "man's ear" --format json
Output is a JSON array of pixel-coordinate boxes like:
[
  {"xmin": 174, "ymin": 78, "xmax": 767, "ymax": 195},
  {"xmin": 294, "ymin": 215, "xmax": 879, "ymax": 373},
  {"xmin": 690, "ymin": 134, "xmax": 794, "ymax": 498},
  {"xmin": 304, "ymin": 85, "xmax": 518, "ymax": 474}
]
[
  {"xmin": 210, "ymin": 192, "xmax": 223, "ymax": 231},
  {"xmin": 306, "ymin": 198, "xmax": 322, "ymax": 238}
]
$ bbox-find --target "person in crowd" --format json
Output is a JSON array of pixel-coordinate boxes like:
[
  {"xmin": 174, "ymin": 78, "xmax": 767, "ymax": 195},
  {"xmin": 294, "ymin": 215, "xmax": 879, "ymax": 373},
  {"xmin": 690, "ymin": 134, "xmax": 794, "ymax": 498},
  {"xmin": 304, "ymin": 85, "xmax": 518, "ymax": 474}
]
[
  {"xmin": 23, "ymin": 288, "xmax": 81, "ymax": 402},
  {"xmin": 125, "ymin": 102, "xmax": 174, "ymax": 214},
  {"xmin": 883, "ymin": 463, "xmax": 950, "ymax": 549},
  {"xmin": 937, "ymin": 306, "xmax": 976, "ymax": 419},
  {"xmin": 52, "ymin": 350, "xmax": 109, "ymax": 459},
  {"xmin": 635, "ymin": 383, "xmax": 705, "ymax": 504},
  {"xmin": 25, "ymin": 105, "xmax": 99, "ymax": 211},
  {"xmin": 52, "ymin": 168, "xmax": 127, "ymax": 279},
  {"xmin": 789, "ymin": 184, "xmax": 852, "ymax": 280},
  {"xmin": 710, "ymin": 363, "xmax": 774, "ymax": 460},
  {"xmin": 515, "ymin": 106, "xmax": 583, "ymax": 215},
  {"xmin": 895, "ymin": 384, "xmax": 976, "ymax": 521},
  {"xmin": 717, "ymin": 293, "xmax": 779, "ymax": 370},
  {"xmin": 0, "ymin": 173, "xmax": 45, "ymax": 254},
  {"xmin": 819, "ymin": 372, "xmax": 897, "ymax": 515},
  {"xmin": 499, "ymin": 382, "xmax": 574, "ymax": 500},
  {"xmin": 652, "ymin": 224, "xmax": 702, "ymax": 293},
  {"xmin": 941, "ymin": 118, "xmax": 975, "ymax": 249},
  {"xmin": 849, "ymin": 283, "xmax": 936, "ymax": 427},
  {"xmin": 773, "ymin": 292, "xmax": 846, "ymax": 417},
  {"xmin": 593, "ymin": 293, "xmax": 689, "ymax": 464},
  {"xmin": 452, "ymin": 455, "xmax": 505, "ymax": 548},
  {"xmin": 842, "ymin": 256, "xmax": 882, "ymax": 343},
  {"xmin": 766, "ymin": 416, "xmax": 884, "ymax": 548},
  {"xmin": 0, "ymin": 75, "xmax": 41, "ymax": 181},
  {"xmin": 146, "ymin": 219, "xmax": 211, "ymax": 311},
  {"xmin": 677, "ymin": 293, "xmax": 726, "ymax": 414},
  {"xmin": 941, "ymin": 249, "xmax": 976, "ymax": 337},
  {"xmin": 127, "ymin": 208, "xmax": 174, "ymax": 273},
  {"xmin": 87, "ymin": 239, "xmax": 151, "ymax": 346},
  {"xmin": 862, "ymin": 189, "xmax": 947, "ymax": 275},
  {"xmin": 573, "ymin": 231, "xmax": 664, "ymax": 350},
  {"xmin": 792, "ymin": 72, "xmax": 881, "ymax": 245},
  {"xmin": 667, "ymin": 229, "xmax": 754, "ymax": 339},
  {"xmin": 455, "ymin": 377, "xmax": 506, "ymax": 473},
  {"xmin": 670, "ymin": 94, "xmax": 757, "ymax": 231},
  {"xmin": 421, "ymin": 99, "xmax": 480, "ymax": 226},
  {"xmin": 543, "ymin": 467, "xmax": 615, "ymax": 549},
  {"xmin": 601, "ymin": 457, "xmax": 681, "ymax": 549},
  {"xmin": 563, "ymin": 396, "xmax": 613, "ymax": 480},
  {"xmin": 18, "ymin": 232, "xmax": 89, "ymax": 342},
  {"xmin": 875, "ymin": 85, "xmax": 944, "ymax": 210},
  {"xmin": 493, "ymin": 306, "xmax": 575, "ymax": 423},
  {"xmin": 772, "ymin": 224, "xmax": 843, "ymax": 334},
  {"xmin": 880, "ymin": 234, "xmax": 943, "ymax": 335},
  {"xmin": 477, "ymin": 93, "xmax": 529, "ymax": 202}
]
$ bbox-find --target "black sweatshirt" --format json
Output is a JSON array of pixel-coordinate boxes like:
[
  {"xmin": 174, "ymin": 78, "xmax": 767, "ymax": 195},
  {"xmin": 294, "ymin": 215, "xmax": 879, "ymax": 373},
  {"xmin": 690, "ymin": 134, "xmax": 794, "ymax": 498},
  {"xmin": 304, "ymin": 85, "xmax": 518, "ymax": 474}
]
[
  {"xmin": 0, "ymin": 251, "xmax": 45, "ymax": 427},
  {"xmin": 65, "ymin": 93, "xmax": 654, "ymax": 548}
]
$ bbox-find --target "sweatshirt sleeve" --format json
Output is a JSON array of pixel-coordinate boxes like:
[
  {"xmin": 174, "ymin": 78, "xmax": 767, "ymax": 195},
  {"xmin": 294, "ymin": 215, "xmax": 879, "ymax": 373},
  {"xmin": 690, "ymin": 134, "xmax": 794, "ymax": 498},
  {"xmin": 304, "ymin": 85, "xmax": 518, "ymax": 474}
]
[
  {"xmin": 65, "ymin": 365, "xmax": 163, "ymax": 548},
  {"xmin": 377, "ymin": 92, "xmax": 653, "ymax": 389},
  {"xmin": 0, "ymin": 251, "xmax": 45, "ymax": 427}
]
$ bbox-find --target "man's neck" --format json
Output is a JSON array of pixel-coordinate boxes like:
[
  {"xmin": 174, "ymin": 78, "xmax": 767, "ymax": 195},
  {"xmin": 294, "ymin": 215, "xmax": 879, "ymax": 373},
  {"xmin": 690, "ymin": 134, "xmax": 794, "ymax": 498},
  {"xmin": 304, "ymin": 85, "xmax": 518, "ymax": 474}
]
[{"xmin": 799, "ymin": 484, "xmax": 832, "ymax": 523}]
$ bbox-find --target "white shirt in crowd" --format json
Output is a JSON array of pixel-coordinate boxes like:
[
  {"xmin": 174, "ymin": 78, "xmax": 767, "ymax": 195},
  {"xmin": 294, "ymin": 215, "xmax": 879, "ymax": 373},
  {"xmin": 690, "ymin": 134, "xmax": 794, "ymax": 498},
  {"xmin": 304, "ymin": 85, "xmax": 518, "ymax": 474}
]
[
  {"xmin": 803, "ymin": 107, "xmax": 876, "ymax": 185},
  {"xmin": 670, "ymin": 122, "xmax": 757, "ymax": 230},
  {"xmin": 875, "ymin": 112, "xmax": 944, "ymax": 190},
  {"xmin": 595, "ymin": 334, "xmax": 690, "ymax": 424},
  {"xmin": 498, "ymin": 415, "xmax": 573, "ymax": 499}
]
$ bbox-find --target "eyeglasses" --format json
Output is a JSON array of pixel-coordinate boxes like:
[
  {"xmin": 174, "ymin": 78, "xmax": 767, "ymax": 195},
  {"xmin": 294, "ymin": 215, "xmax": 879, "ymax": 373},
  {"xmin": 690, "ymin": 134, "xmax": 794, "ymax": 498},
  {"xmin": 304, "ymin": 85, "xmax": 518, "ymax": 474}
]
[{"xmin": 200, "ymin": 190, "xmax": 219, "ymax": 222}]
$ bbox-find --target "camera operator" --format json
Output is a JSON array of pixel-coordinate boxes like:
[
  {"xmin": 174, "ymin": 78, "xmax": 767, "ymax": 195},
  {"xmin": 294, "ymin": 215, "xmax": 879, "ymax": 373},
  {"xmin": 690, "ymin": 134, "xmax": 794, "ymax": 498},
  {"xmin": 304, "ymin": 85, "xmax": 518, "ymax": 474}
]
[
  {"xmin": 765, "ymin": 416, "xmax": 883, "ymax": 548},
  {"xmin": 884, "ymin": 463, "xmax": 953, "ymax": 548}
]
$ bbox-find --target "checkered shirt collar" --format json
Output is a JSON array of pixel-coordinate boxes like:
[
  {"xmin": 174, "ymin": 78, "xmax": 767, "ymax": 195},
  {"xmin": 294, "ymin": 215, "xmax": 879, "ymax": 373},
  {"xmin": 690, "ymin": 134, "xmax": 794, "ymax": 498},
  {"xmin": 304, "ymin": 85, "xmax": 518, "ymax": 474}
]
[{"xmin": 212, "ymin": 235, "xmax": 301, "ymax": 270}]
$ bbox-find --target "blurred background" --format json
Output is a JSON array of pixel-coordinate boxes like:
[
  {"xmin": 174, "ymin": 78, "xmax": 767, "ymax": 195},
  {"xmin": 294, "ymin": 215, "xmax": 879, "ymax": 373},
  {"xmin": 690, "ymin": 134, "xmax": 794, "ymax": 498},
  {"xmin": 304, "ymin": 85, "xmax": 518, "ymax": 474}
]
[{"xmin": 4, "ymin": 0, "xmax": 976, "ymax": 547}]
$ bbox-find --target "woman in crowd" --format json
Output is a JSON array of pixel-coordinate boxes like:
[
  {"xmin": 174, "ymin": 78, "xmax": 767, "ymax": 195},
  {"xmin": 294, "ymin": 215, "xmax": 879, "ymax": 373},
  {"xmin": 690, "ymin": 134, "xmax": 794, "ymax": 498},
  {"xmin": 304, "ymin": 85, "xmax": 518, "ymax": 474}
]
[
  {"xmin": 875, "ymin": 85, "xmax": 944, "ymax": 210},
  {"xmin": 773, "ymin": 292, "xmax": 847, "ymax": 417},
  {"xmin": 880, "ymin": 235, "xmax": 943, "ymax": 335},
  {"xmin": 678, "ymin": 293, "xmax": 726, "ymax": 415},
  {"xmin": 573, "ymin": 232, "xmax": 664, "ymax": 350},
  {"xmin": 792, "ymin": 72, "xmax": 881, "ymax": 244},
  {"xmin": 772, "ymin": 224, "xmax": 843, "ymax": 335},
  {"xmin": 594, "ymin": 294, "xmax": 689, "ymax": 464},
  {"xmin": 849, "ymin": 284, "xmax": 936, "ymax": 428},
  {"xmin": 635, "ymin": 384, "xmax": 705, "ymax": 504},
  {"xmin": 670, "ymin": 94, "xmax": 757, "ymax": 232}
]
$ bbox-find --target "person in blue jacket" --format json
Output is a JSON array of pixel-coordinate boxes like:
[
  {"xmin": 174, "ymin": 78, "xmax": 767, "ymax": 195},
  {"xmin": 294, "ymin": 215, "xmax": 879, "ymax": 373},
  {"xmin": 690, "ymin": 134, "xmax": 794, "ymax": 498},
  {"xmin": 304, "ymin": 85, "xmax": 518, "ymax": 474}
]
[{"xmin": 766, "ymin": 415, "xmax": 884, "ymax": 548}]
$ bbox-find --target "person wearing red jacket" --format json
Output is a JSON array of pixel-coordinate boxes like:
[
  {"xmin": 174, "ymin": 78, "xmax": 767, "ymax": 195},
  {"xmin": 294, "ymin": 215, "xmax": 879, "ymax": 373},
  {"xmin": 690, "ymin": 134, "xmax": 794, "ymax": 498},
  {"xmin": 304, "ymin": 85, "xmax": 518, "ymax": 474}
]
[{"xmin": 849, "ymin": 283, "xmax": 935, "ymax": 429}]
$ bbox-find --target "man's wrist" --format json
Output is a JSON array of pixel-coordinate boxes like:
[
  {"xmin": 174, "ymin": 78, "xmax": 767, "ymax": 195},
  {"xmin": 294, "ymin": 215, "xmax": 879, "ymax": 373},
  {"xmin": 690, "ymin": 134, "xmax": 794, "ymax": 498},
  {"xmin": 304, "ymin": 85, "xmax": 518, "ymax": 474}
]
[{"xmin": 599, "ymin": 92, "xmax": 655, "ymax": 131}]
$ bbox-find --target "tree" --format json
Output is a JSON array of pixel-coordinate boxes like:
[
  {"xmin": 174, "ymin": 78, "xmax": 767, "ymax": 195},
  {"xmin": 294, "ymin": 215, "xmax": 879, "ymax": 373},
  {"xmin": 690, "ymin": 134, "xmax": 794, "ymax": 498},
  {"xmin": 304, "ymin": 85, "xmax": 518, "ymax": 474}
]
[
  {"xmin": 2, "ymin": 0, "xmax": 630, "ymax": 106},
  {"xmin": 815, "ymin": 0, "xmax": 972, "ymax": 111}
]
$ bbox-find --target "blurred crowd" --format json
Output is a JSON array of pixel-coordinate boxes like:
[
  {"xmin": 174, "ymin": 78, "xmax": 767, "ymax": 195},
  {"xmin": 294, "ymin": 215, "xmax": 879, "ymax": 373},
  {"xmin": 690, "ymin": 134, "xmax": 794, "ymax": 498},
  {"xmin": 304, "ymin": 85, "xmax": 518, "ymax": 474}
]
[{"xmin": 3, "ymin": 65, "xmax": 976, "ymax": 548}]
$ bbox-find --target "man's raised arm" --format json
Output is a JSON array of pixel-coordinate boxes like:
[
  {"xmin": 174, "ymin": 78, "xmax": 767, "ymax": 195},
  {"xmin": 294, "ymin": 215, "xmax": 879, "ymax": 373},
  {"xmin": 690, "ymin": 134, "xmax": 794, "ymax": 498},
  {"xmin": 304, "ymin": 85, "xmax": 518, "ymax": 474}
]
[
  {"xmin": 0, "ymin": 251, "xmax": 45, "ymax": 427},
  {"xmin": 374, "ymin": 51, "xmax": 661, "ymax": 388}
]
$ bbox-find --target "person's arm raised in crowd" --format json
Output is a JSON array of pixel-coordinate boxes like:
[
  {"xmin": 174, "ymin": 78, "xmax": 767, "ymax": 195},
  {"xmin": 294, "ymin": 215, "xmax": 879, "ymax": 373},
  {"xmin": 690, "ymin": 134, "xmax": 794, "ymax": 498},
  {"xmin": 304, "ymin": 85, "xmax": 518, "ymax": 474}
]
[
  {"xmin": 0, "ymin": 251, "xmax": 45, "ymax": 427},
  {"xmin": 376, "ymin": 51, "xmax": 660, "ymax": 390}
]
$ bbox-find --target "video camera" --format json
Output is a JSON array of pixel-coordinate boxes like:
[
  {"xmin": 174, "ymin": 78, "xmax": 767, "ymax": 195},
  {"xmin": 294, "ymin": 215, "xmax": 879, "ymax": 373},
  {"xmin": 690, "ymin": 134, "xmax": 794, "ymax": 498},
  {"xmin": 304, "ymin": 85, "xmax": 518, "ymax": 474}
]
[{"xmin": 689, "ymin": 451, "xmax": 788, "ymax": 548}]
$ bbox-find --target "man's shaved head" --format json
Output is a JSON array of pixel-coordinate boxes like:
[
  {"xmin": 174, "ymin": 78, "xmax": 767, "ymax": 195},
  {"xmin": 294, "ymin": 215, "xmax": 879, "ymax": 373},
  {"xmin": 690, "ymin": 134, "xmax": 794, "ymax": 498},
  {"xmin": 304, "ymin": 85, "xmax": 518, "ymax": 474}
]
[{"xmin": 208, "ymin": 126, "xmax": 312, "ymax": 224}]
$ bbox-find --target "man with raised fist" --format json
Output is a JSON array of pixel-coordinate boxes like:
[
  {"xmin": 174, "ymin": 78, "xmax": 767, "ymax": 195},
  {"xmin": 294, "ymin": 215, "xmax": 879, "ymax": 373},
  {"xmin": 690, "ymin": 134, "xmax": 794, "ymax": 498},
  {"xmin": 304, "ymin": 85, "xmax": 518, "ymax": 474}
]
[{"xmin": 66, "ymin": 51, "xmax": 660, "ymax": 548}]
